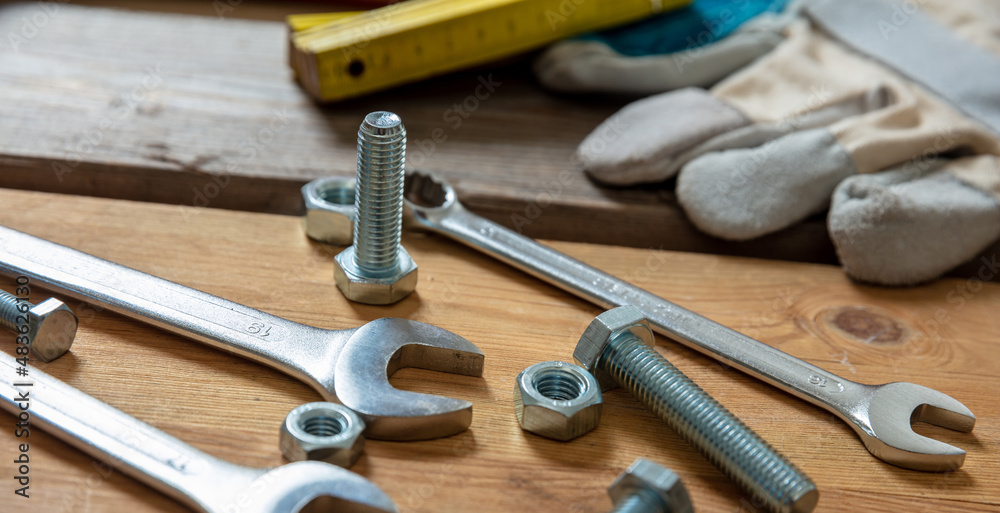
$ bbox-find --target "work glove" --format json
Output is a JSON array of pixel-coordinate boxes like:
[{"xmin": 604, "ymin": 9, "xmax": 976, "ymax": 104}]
[
  {"xmin": 575, "ymin": 0, "xmax": 1000, "ymax": 286},
  {"xmin": 534, "ymin": 0, "xmax": 792, "ymax": 94}
]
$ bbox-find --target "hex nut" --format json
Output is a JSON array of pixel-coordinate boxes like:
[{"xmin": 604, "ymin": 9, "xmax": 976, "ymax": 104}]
[
  {"xmin": 279, "ymin": 402, "xmax": 365, "ymax": 469},
  {"xmin": 573, "ymin": 306, "xmax": 655, "ymax": 391},
  {"xmin": 608, "ymin": 458, "xmax": 693, "ymax": 513},
  {"xmin": 333, "ymin": 246, "xmax": 417, "ymax": 305},
  {"xmin": 513, "ymin": 361, "xmax": 603, "ymax": 441},
  {"xmin": 26, "ymin": 298, "xmax": 78, "ymax": 363},
  {"xmin": 302, "ymin": 177, "xmax": 356, "ymax": 245}
]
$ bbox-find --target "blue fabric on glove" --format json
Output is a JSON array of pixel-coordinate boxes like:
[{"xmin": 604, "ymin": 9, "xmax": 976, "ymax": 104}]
[{"xmin": 577, "ymin": 0, "xmax": 789, "ymax": 57}]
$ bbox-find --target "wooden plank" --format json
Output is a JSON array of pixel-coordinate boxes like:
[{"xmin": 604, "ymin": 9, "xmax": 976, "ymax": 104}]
[
  {"xmin": 1, "ymin": 2, "xmax": 996, "ymax": 275},
  {"xmin": 0, "ymin": 188, "xmax": 997, "ymax": 512},
  {"xmin": 0, "ymin": 2, "xmax": 843, "ymax": 265}
]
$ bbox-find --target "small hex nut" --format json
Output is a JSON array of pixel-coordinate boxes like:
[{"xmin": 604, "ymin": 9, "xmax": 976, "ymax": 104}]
[
  {"xmin": 279, "ymin": 402, "xmax": 365, "ymax": 469},
  {"xmin": 608, "ymin": 459, "xmax": 693, "ymax": 513},
  {"xmin": 513, "ymin": 361, "xmax": 603, "ymax": 441},
  {"xmin": 26, "ymin": 298, "xmax": 78, "ymax": 363},
  {"xmin": 333, "ymin": 246, "xmax": 417, "ymax": 305},
  {"xmin": 573, "ymin": 306, "xmax": 655, "ymax": 391},
  {"xmin": 302, "ymin": 177, "xmax": 356, "ymax": 245}
]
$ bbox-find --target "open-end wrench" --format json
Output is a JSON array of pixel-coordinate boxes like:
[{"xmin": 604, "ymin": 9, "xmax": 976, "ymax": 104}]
[
  {"xmin": 0, "ymin": 225, "xmax": 484, "ymax": 441},
  {"xmin": 403, "ymin": 170, "xmax": 975, "ymax": 471},
  {"xmin": 0, "ymin": 352, "xmax": 398, "ymax": 513}
]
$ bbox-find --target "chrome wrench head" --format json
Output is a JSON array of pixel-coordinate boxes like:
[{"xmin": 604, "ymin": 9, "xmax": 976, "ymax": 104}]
[
  {"xmin": 403, "ymin": 170, "xmax": 461, "ymax": 223},
  {"xmin": 400, "ymin": 170, "xmax": 978, "ymax": 471},
  {"xmin": 857, "ymin": 382, "xmax": 975, "ymax": 472},
  {"xmin": 329, "ymin": 318, "xmax": 484, "ymax": 441},
  {"xmin": 234, "ymin": 461, "xmax": 397, "ymax": 513},
  {"xmin": 0, "ymin": 225, "xmax": 485, "ymax": 442},
  {"xmin": 0, "ymin": 351, "xmax": 398, "ymax": 513}
]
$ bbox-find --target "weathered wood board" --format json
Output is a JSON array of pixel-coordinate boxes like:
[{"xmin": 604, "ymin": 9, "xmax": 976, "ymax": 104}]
[{"xmin": 0, "ymin": 2, "xmax": 846, "ymax": 265}]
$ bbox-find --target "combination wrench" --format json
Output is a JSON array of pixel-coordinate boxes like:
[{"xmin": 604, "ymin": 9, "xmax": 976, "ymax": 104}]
[
  {"xmin": 0, "ymin": 225, "xmax": 484, "ymax": 441},
  {"xmin": 0, "ymin": 352, "xmax": 398, "ymax": 513},
  {"xmin": 403, "ymin": 170, "xmax": 975, "ymax": 471}
]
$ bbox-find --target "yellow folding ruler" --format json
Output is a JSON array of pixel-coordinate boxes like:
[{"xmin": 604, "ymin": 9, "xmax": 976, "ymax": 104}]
[{"xmin": 288, "ymin": 0, "xmax": 690, "ymax": 102}]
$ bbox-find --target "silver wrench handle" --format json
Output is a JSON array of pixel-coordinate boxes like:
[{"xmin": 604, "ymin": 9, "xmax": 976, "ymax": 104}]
[
  {"xmin": 425, "ymin": 206, "xmax": 860, "ymax": 415},
  {"xmin": 0, "ymin": 226, "xmax": 320, "ymax": 383},
  {"xmin": 0, "ymin": 352, "xmax": 253, "ymax": 511}
]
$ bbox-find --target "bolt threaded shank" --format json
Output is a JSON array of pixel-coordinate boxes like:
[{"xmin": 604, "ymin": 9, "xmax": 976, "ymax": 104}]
[
  {"xmin": 354, "ymin": 111, "xmax": 406, "ymax": 275},
  {"xmin": 599, "ymin": 333, "xmax": 818, "ymax": 513},
  {"xmin": 0, "ymin": 291, "xmax": 26, "ymax": 332}
]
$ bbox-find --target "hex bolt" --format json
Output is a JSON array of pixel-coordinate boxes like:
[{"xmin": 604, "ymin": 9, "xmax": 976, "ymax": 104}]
[
  {"xmin": 575, "ymin": 307, "xmax": 817, "ymax": 513},
  {"xmin": 0, "ymin": 291, "xmax": 78, "ymax": 362},
  {"xmin": 607, "ymin": 459, "xmax": 693, "ymax": 513},
  {"xmin": 354, "ymin": 111, "xmax": 405, "ymax": 274},
  {"xmin": 333, "ymin": 111, "xmax": 418, "ymax": 304}
]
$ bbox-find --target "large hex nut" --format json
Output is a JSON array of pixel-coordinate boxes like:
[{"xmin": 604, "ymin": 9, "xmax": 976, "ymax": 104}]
[
  {"xmin": 513, "ymin": 361, "xmax": 603, "ymax": 441},
  {"xmin": 25, "ymin": 298, "xmax": 78, "ymax": 363},
  {"xmin": 573, "ymin": 306, "xmax": 655, "ymax": 391},
  {"xmin": 279, "ymin": 402, "xmax": 365, "ymax": 468},
  {"xmin": 332, "ymin": 246, "xmax": 417, "ymax": 305},
  {"xmin": 608, "ymin": 459, "xmax": 693, "ymax": 513},
  {"xmin": 302, "ymin": 177, "xmax": 356, "ymax": 245}
]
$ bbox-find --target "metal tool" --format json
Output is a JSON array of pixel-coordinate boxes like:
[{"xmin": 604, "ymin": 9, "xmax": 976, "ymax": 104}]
[
  {"xmin": 0, "ymin": 290, "xmax": 78, "ymax": 362},
  {"xmin": 0, "ymin": 352, "xmax": 397, "ymax": 513},
  {"xmin": 0, "ymin": 225, "xmax": 485, "ymax": 441},
  {"xmin": 608, "ymin": 459, "xmax": 693, "ymax": 513},
  {"xmin": 403, "ymin": 170, "xmax": 975, "ymax": 471},
  {"xmin": 577, "ymin": 307, "xmax": 816, "ymax": 513},
  {"xmin": 333, "ymin": 111, "xmax": 417, "ymax": 305}
]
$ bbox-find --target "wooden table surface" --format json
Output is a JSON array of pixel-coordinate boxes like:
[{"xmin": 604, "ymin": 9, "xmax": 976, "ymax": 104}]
[{"xmin": 0, "ymin": 188, "xmax": 997, "ymax": 512}]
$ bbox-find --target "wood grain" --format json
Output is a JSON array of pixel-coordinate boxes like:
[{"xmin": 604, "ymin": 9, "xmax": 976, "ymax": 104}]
[
  {"xmin": 44, "ymin": 0, "xmax": 351, "ymax": 21},
  {"xmin": 0, "ymin": 1, "xmax": 847, "ymax": 266},
  {"xmin": 0, "ymin": 188, "xmax": 996, "ymax": 512}
]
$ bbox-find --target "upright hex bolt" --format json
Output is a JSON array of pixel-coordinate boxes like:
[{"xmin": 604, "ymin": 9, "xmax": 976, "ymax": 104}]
[
  {"xmin": 333, "ymin": 111, "xmax": 418, "ymax": 305},
  {"xmin": 608, "ymin": 459, "xmax": 693, "ymax": 513},
  {"xmin": 575, "ymin": 307, "xmax": 818, "ymax": 513},
  {"xmin": 0, "ymin": 291, "xmax": 78, "ymax": 362}
]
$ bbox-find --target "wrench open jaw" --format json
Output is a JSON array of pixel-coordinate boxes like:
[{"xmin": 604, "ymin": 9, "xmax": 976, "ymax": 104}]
[
  {"xmin": 0, "ymin": 225, "xmax": 484, "ymax": 442},
  {"xmin": 326, "ymin": 318, "xmax": 485, "ymax": 440},
  {"xmin": 402, "ymin": 170, "xmax": 977, "ymax": 471},
  {"xmin": 0, "ymin": 352, "xmax": 398, "ymax": 513},
  {"xmin": 234, "ymin": 462, "xmax": 398, "ymax": 513},
  {"xmin": 853, "ymin": 382, "xmax": 976, "ymax": 472}
]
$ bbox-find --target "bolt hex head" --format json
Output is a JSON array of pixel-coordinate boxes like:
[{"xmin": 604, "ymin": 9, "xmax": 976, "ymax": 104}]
[
  {"xmin": 333, "ymin": 246, "xmax": 417, "ymax": 305},
  {"xmin": 608, "ymin": 459, "xmax": 693, "ymax": 513},
  {"xmin": 27, "ymin": 298, "xmax": 78, "ymax": 362},
  {"xmin": 573, "ymin": 306, "xmax": 655, "ymax": 391},
  {"xmin": 302, "ymin": 177, "xmax": 356, "ymax": 245}
]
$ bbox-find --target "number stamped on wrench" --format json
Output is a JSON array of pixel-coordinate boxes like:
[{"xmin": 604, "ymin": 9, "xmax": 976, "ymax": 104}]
[{"xmin": 808, "ymin": 373, "xmax": 845, "ymax": 393}]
